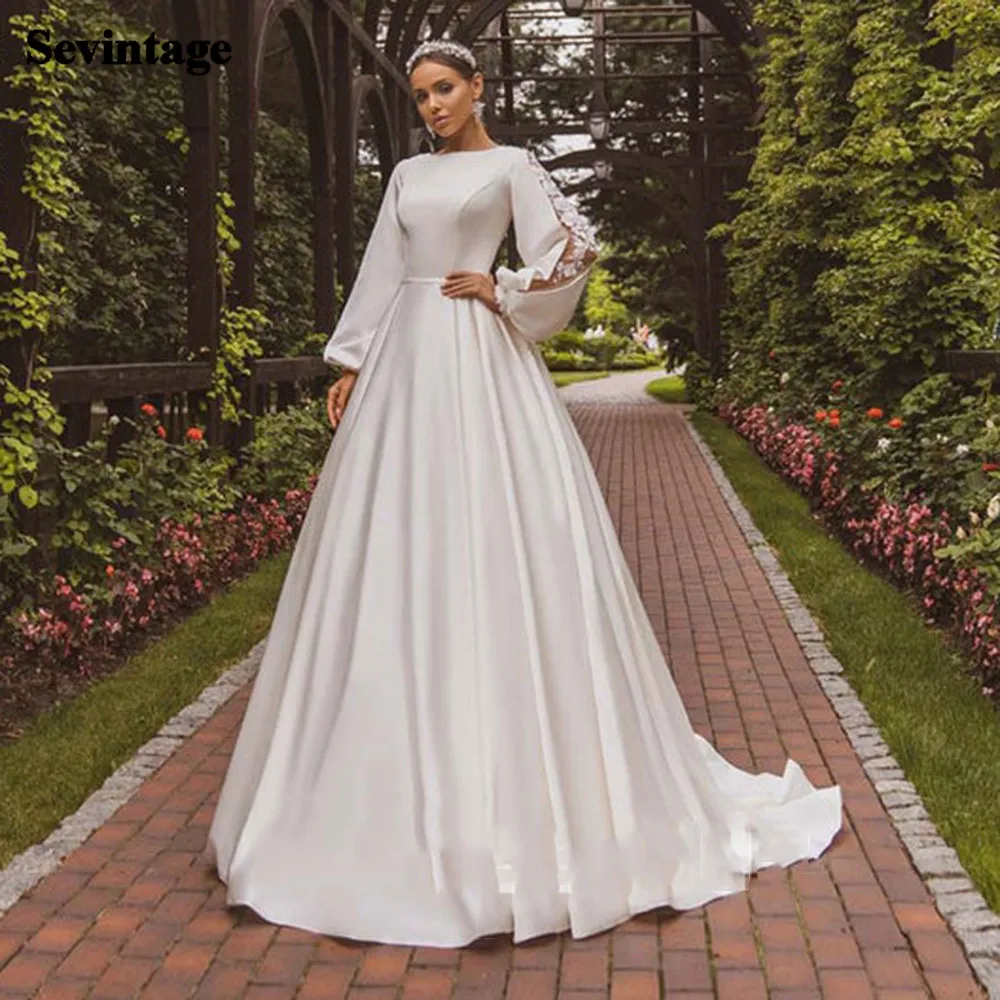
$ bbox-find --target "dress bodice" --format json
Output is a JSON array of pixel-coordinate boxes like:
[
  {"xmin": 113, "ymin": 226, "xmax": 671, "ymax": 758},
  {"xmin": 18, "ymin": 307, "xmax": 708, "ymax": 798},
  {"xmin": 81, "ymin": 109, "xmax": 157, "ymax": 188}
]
[
  {"xmin": 322, "ymin": 144, "xmax": 600, "ymax": 373},
  {"xmin": 396, "ymin": 147, "xmax": 518, "ymax": 278}
]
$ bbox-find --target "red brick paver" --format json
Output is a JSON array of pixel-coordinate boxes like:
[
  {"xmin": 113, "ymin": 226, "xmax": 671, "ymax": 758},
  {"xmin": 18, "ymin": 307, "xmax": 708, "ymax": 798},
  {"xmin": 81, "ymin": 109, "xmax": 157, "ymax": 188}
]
[{"xmin": 0, "ymin": 374, "xmax": 984, "ymax": 998}]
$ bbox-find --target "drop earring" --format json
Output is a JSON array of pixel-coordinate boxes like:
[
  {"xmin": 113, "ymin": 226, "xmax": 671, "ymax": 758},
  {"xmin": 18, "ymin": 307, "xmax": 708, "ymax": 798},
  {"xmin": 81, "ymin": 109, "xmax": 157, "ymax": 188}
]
[{"xmin": 472, "ymin": 99, "xmax": 484, "ymax": 120}]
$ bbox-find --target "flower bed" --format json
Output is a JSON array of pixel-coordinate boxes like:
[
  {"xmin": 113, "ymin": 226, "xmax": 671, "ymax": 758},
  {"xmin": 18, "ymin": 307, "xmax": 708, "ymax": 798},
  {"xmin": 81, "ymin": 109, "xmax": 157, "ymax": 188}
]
[
  {"xmin": 4, "ymin": 482, "xmax": 316, "ymax": 680},
  {"xmin": 0, "ymin": 395, "xmax": 337, "ymax": 717},
  {"xmin": 718, "ymin": 400, "xmax": 999, "ymax": 702}
]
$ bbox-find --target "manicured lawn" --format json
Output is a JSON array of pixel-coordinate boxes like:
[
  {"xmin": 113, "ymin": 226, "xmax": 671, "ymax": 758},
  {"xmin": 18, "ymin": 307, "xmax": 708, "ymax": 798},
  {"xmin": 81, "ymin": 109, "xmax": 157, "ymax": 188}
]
[
  {"xmin": 645, "ymin": 374, "xmax": 688, "ymax": 403},
  {"xmin": 690, "ymin": 409, "xmax": 1000, "ymax": 910},
  {"xmin": 0, "ymin": 552, "xmax": 290, "ymax": 867},
  {"xmin": 550, "ymin": 370, "xmax": 610, "ymax": 386}
]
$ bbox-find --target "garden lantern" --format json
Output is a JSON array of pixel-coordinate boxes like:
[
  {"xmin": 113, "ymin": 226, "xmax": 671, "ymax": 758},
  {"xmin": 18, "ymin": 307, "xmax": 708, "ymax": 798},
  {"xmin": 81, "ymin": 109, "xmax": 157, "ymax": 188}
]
[{"xmin": 587, "ymin": 108, "xmax": 611, "ymax": 142}]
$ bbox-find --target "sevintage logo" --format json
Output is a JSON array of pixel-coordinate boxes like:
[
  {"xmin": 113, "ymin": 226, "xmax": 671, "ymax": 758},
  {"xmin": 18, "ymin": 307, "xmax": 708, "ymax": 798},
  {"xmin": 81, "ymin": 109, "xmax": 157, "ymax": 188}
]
[{"xmin": 25, "ymin": 30, "xmax": 232, "ymax": 76}]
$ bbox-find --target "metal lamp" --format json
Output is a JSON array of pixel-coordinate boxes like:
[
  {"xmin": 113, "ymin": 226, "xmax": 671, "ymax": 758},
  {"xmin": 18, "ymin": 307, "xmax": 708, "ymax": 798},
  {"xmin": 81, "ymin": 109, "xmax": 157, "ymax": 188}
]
[
  {"xmin": 560, "ymin": 0, "xmax": 587, "ymax": 13},
  {"xmin": 587, "ymin": 109, "xmax": 611, "ymax": 143}
]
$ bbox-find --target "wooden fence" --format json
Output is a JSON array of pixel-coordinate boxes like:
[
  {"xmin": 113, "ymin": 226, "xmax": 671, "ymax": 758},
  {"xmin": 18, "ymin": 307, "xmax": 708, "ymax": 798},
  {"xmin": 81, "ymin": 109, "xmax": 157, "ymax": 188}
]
[
  {"xmin": 48, "ymin": 356, "xmax": 331, "ymax": 459},
  {"xmin": 941, "ymin": 350, "xmax": 1000, "ymax": 383},
  {"xmin": 41, "ymin": 347, "xmax": 1000, "ymax": 462}
]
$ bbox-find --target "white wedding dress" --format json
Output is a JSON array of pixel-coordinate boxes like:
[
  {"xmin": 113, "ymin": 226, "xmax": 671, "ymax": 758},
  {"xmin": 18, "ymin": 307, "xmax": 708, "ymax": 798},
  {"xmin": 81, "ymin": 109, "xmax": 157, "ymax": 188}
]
[{"xmin": 206, "ymin": 144, "xmax": 842, "ymax": 947}]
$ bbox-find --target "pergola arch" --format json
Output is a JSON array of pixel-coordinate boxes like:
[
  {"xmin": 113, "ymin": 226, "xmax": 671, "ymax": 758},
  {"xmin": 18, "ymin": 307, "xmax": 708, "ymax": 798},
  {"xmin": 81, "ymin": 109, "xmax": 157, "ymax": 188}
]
[
  {"xmin": 351, "ymin": 74, "xmax": 398, "ymax": 181},
  {"xmin": 0, "ymin": 0, "xmax": 761, "ymax": 451},
  {"xmin": 172, "ymin": 0, "xmax": 219, "ymax": 363},
  {"xmin": 452, "ymin": 0, "xmax": 756, "ymax": 52}
]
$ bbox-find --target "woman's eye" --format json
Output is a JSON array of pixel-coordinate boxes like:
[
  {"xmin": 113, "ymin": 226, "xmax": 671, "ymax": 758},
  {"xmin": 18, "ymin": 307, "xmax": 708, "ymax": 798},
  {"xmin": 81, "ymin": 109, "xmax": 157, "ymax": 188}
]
[{"xmin": 437, "ymin": 83, "xmax": 452, "ymax": 94}]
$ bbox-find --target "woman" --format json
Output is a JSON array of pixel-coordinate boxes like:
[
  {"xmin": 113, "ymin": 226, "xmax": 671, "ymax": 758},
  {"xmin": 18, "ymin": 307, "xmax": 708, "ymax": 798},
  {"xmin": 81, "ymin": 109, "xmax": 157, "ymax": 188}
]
[{"xmin": 207, "ymin": 38, "xmax": 842, "ymax": 948}]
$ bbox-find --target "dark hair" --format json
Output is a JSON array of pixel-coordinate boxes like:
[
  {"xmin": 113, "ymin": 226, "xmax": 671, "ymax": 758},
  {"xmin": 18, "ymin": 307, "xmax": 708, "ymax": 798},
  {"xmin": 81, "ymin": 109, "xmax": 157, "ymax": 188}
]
[{"xmin": 409, "ymin": 52, "xmax": 477, "ymax": 81}]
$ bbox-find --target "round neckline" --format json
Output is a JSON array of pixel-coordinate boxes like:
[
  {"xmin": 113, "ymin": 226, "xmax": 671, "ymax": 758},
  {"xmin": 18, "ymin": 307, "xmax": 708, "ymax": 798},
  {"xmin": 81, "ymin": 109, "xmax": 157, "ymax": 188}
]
[{"xmin": 429, "ymin": 144, "xmax": 505, "ymax": 157}]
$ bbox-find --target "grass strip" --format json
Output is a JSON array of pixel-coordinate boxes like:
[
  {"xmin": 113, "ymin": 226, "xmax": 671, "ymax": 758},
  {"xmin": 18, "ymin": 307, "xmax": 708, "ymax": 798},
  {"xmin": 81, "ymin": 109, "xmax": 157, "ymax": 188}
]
[
  {"xmin": 690, "ymin": 409, "xmax": 1000, "ymax": 909},
  {"xmin": 550, "ymin": 370, "xmax": 610, "ymax": 386},
  {"xmin": 0, "ymin": 552, "xmax": 290, "ymax": 867},
  {"xmin": 645, "ymin": 374, "xmax": 688, "ymax": 403}
]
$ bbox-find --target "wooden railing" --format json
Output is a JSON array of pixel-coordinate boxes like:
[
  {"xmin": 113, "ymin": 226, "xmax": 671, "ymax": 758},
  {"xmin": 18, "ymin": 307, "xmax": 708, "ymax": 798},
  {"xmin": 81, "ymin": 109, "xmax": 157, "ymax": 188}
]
[
  {"xmin": 41, "ymin": 348, "xmax": 1000, "ymax": 459},
  {"xmin": 48, "ymin": 356, "xmax": 331, "ymax": 458},
  {"xmin": 940, "ymin": 349, "xmax": 1000, "ymax": 382}
]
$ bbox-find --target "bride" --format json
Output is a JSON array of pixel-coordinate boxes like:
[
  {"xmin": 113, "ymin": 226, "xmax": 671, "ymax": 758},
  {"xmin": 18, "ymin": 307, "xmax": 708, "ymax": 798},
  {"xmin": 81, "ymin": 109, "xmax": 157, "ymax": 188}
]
[{"xmin": 206, "ymin": 37, "xmax": 842, "ymax": 948}]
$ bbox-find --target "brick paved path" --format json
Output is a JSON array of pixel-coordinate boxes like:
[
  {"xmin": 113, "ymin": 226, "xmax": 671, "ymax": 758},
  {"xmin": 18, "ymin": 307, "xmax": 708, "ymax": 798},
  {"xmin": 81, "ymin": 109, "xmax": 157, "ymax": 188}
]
[{"xmin": 0, "ymin": 372, "xmax": 985, "ymax": 999}]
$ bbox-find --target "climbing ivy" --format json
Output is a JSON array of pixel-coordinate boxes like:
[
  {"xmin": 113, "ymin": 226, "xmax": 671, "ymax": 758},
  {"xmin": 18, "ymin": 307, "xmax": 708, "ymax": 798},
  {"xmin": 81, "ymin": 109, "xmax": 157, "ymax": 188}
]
[
  {"xmin": 711, "ymin": 0, "xmax": 1000, "ymax": 415},
  {"xmin": 206, "ymin": 190, "xmax": 266, "ymax": 426},
  {"xmin": 0, "ymin": 2, "xmax": 75, "ymax": 555}
]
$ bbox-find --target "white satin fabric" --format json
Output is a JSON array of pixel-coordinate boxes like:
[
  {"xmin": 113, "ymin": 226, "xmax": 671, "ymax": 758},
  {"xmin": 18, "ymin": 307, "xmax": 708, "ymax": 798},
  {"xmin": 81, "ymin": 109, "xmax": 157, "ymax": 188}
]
[{"xmin": 206, "ymin": 146, "xmax": 842, "ymax": 947}]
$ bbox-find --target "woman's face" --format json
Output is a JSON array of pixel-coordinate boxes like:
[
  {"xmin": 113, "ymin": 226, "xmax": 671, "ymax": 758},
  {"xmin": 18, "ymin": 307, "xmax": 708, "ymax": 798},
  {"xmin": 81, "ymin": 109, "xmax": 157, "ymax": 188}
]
[{"xmin": 410, "ymin": 59, "xmax": 483, "ymax": 139}]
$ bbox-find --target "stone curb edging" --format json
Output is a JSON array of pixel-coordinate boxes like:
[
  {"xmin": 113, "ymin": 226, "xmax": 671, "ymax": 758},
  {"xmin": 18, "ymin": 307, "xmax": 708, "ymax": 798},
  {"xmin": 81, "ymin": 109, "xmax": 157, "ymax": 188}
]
[
  {"xmin": 0, "ymin": 639, "xmax": 267, "ymax": 917},
  {"xmin": 683, "ymin": 415, "xmax": 1000, "ymax": 1000}
]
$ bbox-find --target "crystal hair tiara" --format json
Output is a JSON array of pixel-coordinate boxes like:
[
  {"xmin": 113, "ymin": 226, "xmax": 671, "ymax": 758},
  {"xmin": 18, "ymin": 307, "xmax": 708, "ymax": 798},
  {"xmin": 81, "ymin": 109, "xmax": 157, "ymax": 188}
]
[{"xmin": 405, "ymin": 39, "xmax": 477, "ymax": 76}]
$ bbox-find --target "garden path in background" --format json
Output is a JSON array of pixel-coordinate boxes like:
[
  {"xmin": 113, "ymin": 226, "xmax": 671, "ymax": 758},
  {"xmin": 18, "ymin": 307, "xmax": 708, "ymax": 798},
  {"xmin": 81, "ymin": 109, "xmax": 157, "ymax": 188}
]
[{"xmin": 0, "ymin": 370, "xmax": 986, "ymax": 999}]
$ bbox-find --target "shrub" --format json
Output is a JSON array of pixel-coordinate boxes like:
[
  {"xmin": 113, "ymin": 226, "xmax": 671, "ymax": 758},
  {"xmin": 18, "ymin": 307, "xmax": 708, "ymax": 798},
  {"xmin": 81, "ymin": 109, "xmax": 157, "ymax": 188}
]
[{"xmin": 236, "ymin": 397, "xmax": 333, "ymax": 500}]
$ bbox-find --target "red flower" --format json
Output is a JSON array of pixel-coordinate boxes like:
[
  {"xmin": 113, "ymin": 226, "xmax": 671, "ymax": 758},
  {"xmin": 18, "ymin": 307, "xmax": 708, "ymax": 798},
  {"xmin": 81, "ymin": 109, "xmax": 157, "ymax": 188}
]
[
  {"xmin": 815, "ymin": 410, "xmax": 828, "ymax": 423},
  {"xmin": 829, "ymin": 416, "xmax": 841, "ymax": 429},
  {"xmin": 186, "ymin": 427, "xmax": 204, "ymax": 442},
  {"xmin": 867, "ymin": 408, "xmax": 884, "ymax": 420},
  {"xmin": 831, "ymin": 379, "xmax": 844, "ymax": 391},
  {"xmin": 888, "ymin": 417, "xmax": 904, "ymax": 429},
  {"xmin": 768, "ymin": 350, "xmax": 777, "ymax": 361},
  {"xmin": 829, "ymin": 409, "xmax": 840, "ymax": 419},
  {"xmin": 140, "ymin": 403, "xmax": 157, "ymax": 417},
  {"xmin": 156, "ymin": 425, "xmax": 167, "ymax": 439},
  {"xmin": 105, "ymin": 565, "xmax": 114, "ymax": 578},
  {"xmin": 984, "ymin": 463, "xmax": 1000, "ymax": 473}
]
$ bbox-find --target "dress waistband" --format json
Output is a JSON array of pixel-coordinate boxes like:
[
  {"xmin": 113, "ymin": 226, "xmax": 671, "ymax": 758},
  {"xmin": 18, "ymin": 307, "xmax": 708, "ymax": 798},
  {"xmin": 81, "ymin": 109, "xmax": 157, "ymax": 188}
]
[{"xmin": 401, "ymin": 276, "xmax": 443, "ymax": 284}]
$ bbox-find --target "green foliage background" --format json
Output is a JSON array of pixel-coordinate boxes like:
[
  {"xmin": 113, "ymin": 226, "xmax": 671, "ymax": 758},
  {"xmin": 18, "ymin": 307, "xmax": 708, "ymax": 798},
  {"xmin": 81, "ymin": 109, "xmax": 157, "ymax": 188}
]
[
  {"xmin": 38, "ymin": 0, "xmax": 385, "ymax": 366},
  {"xmin": 711, "ymin": 0, "xmax": 1000, "ymax": 414}
]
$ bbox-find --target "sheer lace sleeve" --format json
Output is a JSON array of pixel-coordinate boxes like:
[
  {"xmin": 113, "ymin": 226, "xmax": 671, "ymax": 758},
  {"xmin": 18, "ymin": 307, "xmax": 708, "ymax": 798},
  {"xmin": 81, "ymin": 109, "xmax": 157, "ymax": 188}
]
[
  {"xmin": 494, "ymin": 149, "xmax": 601, "ymax": 344},
  {"xmin": 322, "ymin": 160, "xmax": 407, "ymax": 373}
]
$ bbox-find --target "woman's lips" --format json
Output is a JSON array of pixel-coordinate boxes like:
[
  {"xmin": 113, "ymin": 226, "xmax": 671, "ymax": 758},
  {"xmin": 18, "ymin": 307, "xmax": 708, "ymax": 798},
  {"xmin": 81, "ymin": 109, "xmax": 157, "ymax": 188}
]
[{"xmin": 433, "ymin": 116, "xmax": 449, "ymax": 128}]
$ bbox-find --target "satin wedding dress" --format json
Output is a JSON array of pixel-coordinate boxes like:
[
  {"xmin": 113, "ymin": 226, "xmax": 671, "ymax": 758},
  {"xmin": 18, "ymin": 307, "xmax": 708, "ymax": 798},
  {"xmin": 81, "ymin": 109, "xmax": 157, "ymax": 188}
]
[{"xmin": 207, "ymin": 144, "xmax": 842, "ymax": 947}]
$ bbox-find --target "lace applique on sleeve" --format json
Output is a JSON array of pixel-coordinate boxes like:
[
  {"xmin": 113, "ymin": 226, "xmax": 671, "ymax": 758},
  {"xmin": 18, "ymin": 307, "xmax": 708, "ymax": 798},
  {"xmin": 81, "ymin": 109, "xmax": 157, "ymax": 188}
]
[
  {"xmin": 493, "ymin": 149, "xmax": 601, "ymax": 343},
  {"xmin": 520, "ymin": 149, "xmax": 601, "ymax": 287}
]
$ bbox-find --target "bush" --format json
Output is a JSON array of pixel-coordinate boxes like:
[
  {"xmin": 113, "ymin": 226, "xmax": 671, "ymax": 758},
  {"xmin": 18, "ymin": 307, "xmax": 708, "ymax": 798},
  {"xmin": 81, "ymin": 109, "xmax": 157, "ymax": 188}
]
[
  {"xmin": 539, "ymin": 347, "xmax": 601, "ymax": 371},
  {"xmin": 236, "ymin": 397, "xmax": 333, "ymax": 500},
  {"xmin": 612, "ymin": 353, "xmax": 656, "ymax": 370},
  {"xmin": 682, "ymin": 353, "xmax": 717, "ymax": 410},
  {"xmin": 0, "ymin": 397, "xmax": 336, "ymax": 680}
]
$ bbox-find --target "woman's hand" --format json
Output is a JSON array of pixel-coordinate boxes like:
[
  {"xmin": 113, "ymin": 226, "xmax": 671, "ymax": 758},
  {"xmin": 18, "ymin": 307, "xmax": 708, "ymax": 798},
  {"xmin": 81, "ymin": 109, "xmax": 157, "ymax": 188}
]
[
  {"xmin": 327, "ymin": 371, "xmax": 358, "ymax": 430},
  {"xmin": 441, "ymin": 270, "xmax": 501, "ymax": 314}
]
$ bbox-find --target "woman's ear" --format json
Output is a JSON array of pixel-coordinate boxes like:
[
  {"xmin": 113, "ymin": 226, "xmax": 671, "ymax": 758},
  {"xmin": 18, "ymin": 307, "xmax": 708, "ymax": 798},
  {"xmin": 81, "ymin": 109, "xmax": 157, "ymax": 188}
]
[{"xmin": 471, "ymin": 71, "xmax": 484, "ymax": 101}]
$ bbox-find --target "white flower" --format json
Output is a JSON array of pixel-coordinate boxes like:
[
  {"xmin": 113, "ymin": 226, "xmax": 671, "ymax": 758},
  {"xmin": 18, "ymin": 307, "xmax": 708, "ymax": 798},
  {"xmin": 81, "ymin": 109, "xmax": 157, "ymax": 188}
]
[
  {"xmin": 779, "ymin": 372, "xmax": 790, "ymax": 387},
  {"xmin": 988, "ymin": 493, "xmax": 1000, "ymax": 522},
  {"xmin": 107, "ymin": 415, "xmax": 121, "ymax": 427},
  {"xmin": 956, "ymin": 525, "xmax": 967, "ymax": 540},
  {"xmin": 987, "ymin": 418, "xmax": 996, "ymax": 431},
  {"xmin": 875, "ymin": 437, "xmax": 892, "ymax": 453},
  {"xmin": 956, "ymin": 443, "xmax": 971, "ymax": 456},
  {"xmin": 970, "ymin": 511, "xmax": 981, "ymax": 527}
]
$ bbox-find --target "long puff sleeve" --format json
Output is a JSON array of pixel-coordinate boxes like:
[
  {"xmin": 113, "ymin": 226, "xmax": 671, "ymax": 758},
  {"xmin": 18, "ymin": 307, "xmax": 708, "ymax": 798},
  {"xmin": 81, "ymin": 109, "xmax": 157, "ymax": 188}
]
[
  {"xmin": 323, "ymin": 161, "xmax": 407, "ymax": 372},
  {"xmin": 494, "ymin": 149, "xmax": 601, "ymax": 344}
]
